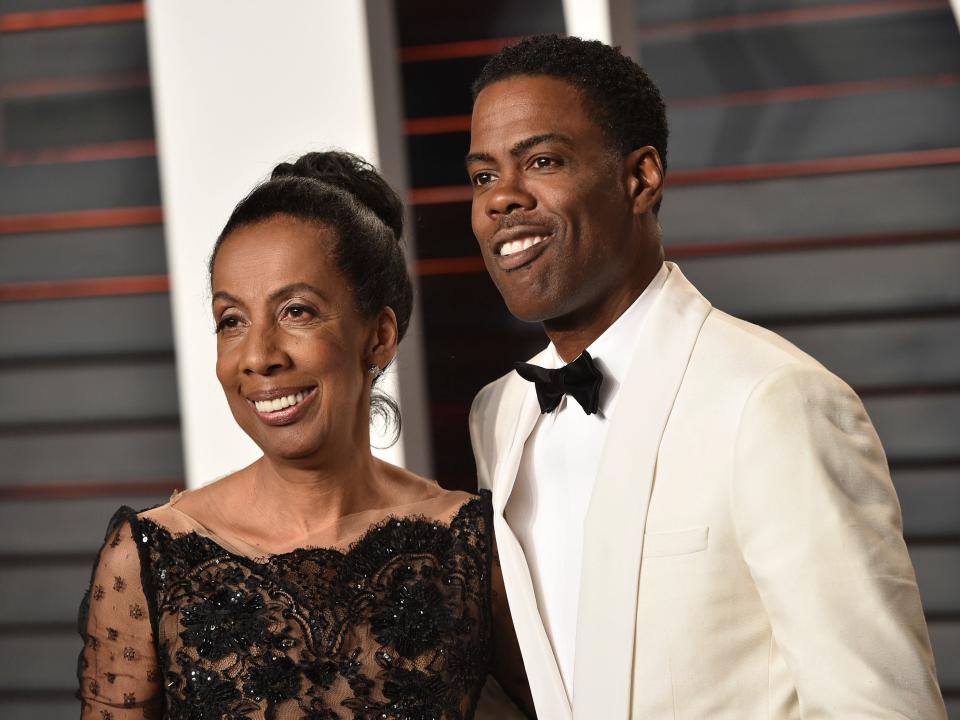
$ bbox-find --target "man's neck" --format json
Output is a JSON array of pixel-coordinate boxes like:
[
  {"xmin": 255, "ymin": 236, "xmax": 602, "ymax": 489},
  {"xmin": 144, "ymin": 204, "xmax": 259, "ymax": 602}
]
[{"xmin": 544, "ymin": 258, "xmax": 664, "ymax": 363}]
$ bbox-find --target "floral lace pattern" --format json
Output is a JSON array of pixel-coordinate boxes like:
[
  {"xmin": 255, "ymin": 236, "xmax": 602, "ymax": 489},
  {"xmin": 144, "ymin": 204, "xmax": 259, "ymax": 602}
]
[{"xmin": 78, "ymin": 492, "xmax": 493, "ymax": 720}]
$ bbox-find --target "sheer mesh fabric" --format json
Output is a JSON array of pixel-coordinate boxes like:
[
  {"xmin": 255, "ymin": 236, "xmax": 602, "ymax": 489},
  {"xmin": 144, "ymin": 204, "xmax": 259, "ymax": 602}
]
[{"xmin": 78, "ymin": 491, "xmax": 494, "ymax": 720}]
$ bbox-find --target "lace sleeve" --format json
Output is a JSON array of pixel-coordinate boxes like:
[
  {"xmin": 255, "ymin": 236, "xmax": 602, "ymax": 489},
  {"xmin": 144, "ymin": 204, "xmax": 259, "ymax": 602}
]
[{"xmin": 78, "ymin": 510, "xmax": 162, "ymax": 719}]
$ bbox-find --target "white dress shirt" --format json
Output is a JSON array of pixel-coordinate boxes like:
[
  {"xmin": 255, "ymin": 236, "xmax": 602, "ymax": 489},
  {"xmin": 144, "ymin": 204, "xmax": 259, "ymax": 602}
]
[{"xmin": 504, "ymin": 262, "xmax": 670, "ymax": 701}]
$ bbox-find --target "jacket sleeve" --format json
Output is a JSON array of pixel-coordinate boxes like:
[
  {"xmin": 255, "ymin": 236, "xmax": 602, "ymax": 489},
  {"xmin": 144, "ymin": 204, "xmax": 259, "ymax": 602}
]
[
  {"xmin": 730, "ymin": 364, "xmax": 946, "ymax": 718},
  {"xmin": 78, "ymin": 513, "xmax": 163, "ymax": 719},
  {"xmin": 470, "ymin": 383, "xmax": 496, "ymax": 493}
]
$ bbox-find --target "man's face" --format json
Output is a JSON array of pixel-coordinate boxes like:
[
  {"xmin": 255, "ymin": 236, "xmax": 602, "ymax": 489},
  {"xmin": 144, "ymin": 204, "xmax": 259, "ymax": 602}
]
[{"xmin": 467, "ymin": 75, "xmax": 641, "ymax": 324}]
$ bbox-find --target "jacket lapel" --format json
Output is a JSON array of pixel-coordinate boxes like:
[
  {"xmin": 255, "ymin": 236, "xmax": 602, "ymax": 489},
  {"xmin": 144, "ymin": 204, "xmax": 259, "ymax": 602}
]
[
  {"xmin": 573, "ymin": 264, "xmax": 712, "ymax": 718},
  {"xmin": 491, "ymin": 351, "xmax": 573, "ymax": 719}
]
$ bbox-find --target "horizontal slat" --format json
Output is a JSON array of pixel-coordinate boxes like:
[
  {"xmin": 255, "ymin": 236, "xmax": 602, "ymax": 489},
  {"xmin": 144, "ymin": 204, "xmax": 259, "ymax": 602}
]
[
  {"xmin": 931, "ymin": 621, "xmax": 960, "ymax": 690},
  {"xmin": 0, "ymin": 700, "xmax": 74, "ymax": 720},
  {"xmin": 4, "ymin": 85, "xmax": 154, "ymax": 152},
  {"xmin": 0, "ymin": 23, "xmax": 148, "ymax": 85},
  {"xmin": 0, "ymin": 157, "xmax": 159, "ymax": 215},
  {"xmin": 636, "ymin": 0, "xmax": 947, "ymax": 39},
  {"xmin": 0, "ymin": 2, "xmax": 142, "ymax": 33},
  {"xmin": 662, "ymin": 165, "xmax": 960, "ymax": 244},
  {"xmin": 642, "ymin": 10, "xmax": 960, "ymax": 99},
  {"xmin": 774, "ymin": 317, "xmax": 960, "ymax": 387},
  {"xmin": 395, "ymin": 0, "xmax": 562, "ymax": 47},
  {"xmin": 0, "ymin": 274, "xmax": 169, "ymax": 301},
  {"xmin": 0, "ymin": 425, "xmax": 183, "ymax": 485},
  {"xmin": 0, "ymin": 634, "xmax": 79, "ymax": 692},
  {"xmin": 635, "ymin": 0, "xmax": 877, "ymax": 24},
  {"xmin": 666, "ymin": 83, "xmax": 960, "ymax": 169},
  {"xmin": 0, "ymin": 564, "xmax": 92, "ymax": 624},
  {"xmin": 0, "ymin": 360, "xmax": 179, "ymax": 426},
  {"xmin": 0, "ymin": 496, "xmax": 169, "ymax": 555},
  {"xmin": 679, "ymin": 241, "xmax": 960, "ymax": 319},
  {"xmin": 0, "ymin": 225, "xmax": 166, "ymax": 283},
  {"xmin": 0, "ymin": 294, "xmax": 174, "ymax": 359},
  {"xmin": 911, "ymin": 546, "xmax": 960, "ymax": 616},
  {"xmin": 0, "ymin": 0, "xmax": 132, "ymax": 13},
  {"xmin": 895, "ymin": 468, "xmax": 960, "ymax": 539},
  {"xmin": 864, "ymin": 392, "xmax": 960, "ymax": 461}
]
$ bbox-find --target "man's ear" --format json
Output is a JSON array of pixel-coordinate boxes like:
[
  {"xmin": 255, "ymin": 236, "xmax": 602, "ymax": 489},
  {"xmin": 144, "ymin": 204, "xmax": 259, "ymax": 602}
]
[
  {"xmin": 366, "ymin": 307, "xmax": 399, "ymax": 375},
  {"xmin": 624, "ymin": 146, "xmax": 664, "ymax": 215}
]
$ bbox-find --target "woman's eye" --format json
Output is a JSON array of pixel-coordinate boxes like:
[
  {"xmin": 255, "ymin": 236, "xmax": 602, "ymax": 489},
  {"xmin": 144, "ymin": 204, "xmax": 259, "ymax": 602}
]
[
  {"xmin": 215, "ymin": 316, "xmax": 240, "ymax": 334},
  {"xmin": 285, "ymin": 305, "xmax": 314, "ymax": 320}
]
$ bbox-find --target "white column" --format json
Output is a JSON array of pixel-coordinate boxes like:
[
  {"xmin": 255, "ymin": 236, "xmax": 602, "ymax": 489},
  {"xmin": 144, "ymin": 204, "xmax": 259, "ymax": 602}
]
[
  {"xmin": 145, "ymin": 0, "xmax": 430, "ymax": 487},
  {"xmin": 562, "ymin": 0, "xmax": 639, "ymax": 61}
]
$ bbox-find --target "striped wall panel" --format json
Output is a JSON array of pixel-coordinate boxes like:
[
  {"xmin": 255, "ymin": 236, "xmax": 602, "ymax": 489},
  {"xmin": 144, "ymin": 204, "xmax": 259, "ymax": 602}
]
[{"xmin": 0, "ymin": 3, "xmax": 182, "ymax": 714}]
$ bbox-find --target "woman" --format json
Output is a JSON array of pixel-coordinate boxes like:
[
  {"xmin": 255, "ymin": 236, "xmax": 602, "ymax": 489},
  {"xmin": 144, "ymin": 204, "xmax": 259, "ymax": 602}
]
[{"xmin": 77, "ymin": 151, "xmax": 533, "ymax": 719}]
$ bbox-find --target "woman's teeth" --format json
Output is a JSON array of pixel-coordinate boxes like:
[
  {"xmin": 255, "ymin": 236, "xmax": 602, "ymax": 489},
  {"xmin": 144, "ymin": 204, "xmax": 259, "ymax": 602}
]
[
  {"xmin": 499, "ymin": 236, "xmax": 544, "ymax": 256},
  {"xmin": 254, "ymin": 390, "xmax": 307, "ymax": 413}
]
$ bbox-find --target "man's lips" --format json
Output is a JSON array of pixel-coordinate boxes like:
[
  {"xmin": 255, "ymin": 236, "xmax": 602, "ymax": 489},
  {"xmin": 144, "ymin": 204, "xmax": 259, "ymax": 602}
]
[{"xmin": 491, "ymin": 227, "xmax": 554, "ymax": 271}]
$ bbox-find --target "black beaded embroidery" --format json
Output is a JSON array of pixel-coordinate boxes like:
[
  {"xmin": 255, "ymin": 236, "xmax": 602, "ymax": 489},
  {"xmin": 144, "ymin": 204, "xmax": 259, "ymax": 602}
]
[{"xmin": 83, "ymin": 493, "xmax": 492, "ymax": 720}]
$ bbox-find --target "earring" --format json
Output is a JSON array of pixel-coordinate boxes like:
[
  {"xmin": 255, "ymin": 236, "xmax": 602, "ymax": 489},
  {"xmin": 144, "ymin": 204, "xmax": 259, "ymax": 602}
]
[{"xmin": 368, "ymin": 364, "xmax": 382, "ymax": 379}]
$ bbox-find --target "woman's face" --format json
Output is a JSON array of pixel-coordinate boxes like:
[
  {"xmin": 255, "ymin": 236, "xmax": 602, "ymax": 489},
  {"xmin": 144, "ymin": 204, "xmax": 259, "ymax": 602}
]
[{"xmin": 211, "ymin": 215, "xmax": 384, "ymax": 464}]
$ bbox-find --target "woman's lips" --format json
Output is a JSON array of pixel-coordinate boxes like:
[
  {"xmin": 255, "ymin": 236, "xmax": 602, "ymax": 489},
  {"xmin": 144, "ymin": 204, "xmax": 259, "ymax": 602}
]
[{"xmin": 248, "ymin": 386, "xmax": 318, "ymax": 426}]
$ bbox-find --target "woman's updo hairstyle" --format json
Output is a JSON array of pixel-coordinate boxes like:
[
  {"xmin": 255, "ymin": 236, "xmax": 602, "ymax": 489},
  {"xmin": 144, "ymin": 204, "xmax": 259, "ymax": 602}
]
[{"xmin": 210, "ymin": 151, "xmax": 414, "ymax": 440}]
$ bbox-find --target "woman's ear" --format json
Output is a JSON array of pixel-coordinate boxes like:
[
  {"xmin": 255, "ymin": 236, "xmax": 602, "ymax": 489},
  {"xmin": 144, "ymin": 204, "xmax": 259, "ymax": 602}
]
[
  {"xmin": 624, "ymin": 146, "xmax": 664, "ymax": 216},
  {"xmin": 366, "ymin": 306, "xmax": 399, "ymax": 375}
]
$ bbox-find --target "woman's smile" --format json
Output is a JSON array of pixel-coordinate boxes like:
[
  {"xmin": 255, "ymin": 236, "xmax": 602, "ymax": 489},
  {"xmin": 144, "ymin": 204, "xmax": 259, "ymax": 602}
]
[{"xmin": 246, "ymin": 385, "xmax": 319, "ymax": 426}]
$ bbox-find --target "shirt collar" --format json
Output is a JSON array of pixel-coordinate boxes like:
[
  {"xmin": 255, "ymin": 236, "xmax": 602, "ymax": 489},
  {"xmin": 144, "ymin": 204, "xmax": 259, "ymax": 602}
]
[{"xmin": 543, "ymin": 262, "xmax": 670, "ymax": 416}]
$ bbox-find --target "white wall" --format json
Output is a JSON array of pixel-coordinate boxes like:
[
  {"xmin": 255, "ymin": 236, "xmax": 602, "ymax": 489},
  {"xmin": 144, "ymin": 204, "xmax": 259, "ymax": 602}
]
[{"xmin": 145, "ymin": 1, "xmax": 428, "ymax": 487}]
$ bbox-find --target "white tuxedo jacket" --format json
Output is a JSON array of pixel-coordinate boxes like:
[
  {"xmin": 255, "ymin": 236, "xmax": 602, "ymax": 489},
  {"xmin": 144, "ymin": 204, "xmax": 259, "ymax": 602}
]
[{"xmin": 470, "ymin": 265, "xmax": 945, "ymax": 719}]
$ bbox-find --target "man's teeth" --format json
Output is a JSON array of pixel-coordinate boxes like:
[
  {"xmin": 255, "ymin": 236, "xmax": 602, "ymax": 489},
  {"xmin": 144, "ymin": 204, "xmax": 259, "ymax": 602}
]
[
  {"xmin": 254, "ymin": 391, "xmax": 307, "ymax": 413},
  {"xmin": 499, "ymin": 236, "xmax": 544, "ymax": 256}
]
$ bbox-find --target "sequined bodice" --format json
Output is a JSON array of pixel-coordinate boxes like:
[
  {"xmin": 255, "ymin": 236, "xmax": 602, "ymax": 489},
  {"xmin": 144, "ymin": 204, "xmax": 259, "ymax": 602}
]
[{"xmin": 78, "ymin": 492, "xmax": 494, "ymax": 720}]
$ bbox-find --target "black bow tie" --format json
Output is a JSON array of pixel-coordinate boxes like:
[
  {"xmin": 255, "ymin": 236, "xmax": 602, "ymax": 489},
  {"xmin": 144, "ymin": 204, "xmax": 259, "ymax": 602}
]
[{"xmin": 514, "ymin": 350, "xmax": 603, "ymax": 415}]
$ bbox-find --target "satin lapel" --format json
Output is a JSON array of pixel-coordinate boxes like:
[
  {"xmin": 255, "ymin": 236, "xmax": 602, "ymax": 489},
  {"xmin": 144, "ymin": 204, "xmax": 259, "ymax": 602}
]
[
  {"xmin": 572, "ymin": 265, "xmax": 712, "ymax": 718},
  {"xmin": 491, "ymin": 349, "xmax": 572, "ymax": 718},
  {"xmin": 491, "ymin": 348, "xmax": 550, "ymax": 514}
]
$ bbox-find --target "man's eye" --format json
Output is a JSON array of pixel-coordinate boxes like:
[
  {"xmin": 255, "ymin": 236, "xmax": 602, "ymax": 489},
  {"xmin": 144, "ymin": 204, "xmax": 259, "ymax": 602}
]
[
  {"xmin": 472, "ymin": 172, "xmax": 494, "ymax": 186},
  {"xmin": 533, "ymin": 156, "xmax": 558, "ymax": 168}
]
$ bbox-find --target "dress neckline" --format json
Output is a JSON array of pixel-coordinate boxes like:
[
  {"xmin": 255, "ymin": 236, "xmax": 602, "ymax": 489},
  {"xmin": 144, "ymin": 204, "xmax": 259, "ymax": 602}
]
[{"xmin": 143, "ymin": 489, "xmax": 485, "ymax": 561}]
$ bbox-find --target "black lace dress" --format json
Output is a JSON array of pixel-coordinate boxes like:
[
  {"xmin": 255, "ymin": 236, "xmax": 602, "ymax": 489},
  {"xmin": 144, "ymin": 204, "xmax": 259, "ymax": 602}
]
[{"xmin": 78, "ymin": 490, "xmax": 500, "ymax": 720}]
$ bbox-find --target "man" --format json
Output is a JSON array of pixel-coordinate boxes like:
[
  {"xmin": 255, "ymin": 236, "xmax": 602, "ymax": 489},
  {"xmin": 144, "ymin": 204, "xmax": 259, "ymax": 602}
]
[{"xmin": 466, "ymin": 35, "xmax": 946, "ymax": 719}]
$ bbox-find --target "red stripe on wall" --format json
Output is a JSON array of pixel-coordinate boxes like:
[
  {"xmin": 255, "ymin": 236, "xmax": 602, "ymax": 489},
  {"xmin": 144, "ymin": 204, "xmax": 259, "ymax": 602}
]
[
  {"xmin": 0, "ymin": 71, "xmax": 150, "ymax": 99},
  {"xmin": 405, "ymin": 115, "xmax": 473, "ymax": 136},
  {"xmin": 0, "ymin": 206, "xmax": 162, "ymax": 234},
  {"xmin": 636, "ymin": 0, "xmax": 948, "ymax": 40},
  {"xmin": 670, "ymin": 73, "xmax": 960, "ymax": 108},
  {"xmin": 0, "ymin": 274, "xmax": 169, "ymax": 302},
  {"xmin": 4, "ymin": 139, "xmax": 157, "ymax": 166},
  {"xmin": 0, "ymin": 2, "xmax": 144, "ymax": 33},
  {"xmin": 417, "ymin": 256, "xmax": 486, "ymax": 276},
  {"xmin": 668, "ymin": 147, "xmax": 960, "ymax": 186},
  {"xmin": 0, "ymin": 479, "xmax": 184, "ymax": 500},
  {"xmin": 399, "ymin": 36, "xmax": 524, "ymax": 63}
]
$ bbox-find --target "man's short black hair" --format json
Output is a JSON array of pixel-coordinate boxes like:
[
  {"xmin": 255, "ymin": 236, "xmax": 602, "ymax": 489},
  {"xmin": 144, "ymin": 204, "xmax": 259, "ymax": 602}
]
[{"xmin": 472, "ymin": 35, "xmax": 669, "ymax": 174}]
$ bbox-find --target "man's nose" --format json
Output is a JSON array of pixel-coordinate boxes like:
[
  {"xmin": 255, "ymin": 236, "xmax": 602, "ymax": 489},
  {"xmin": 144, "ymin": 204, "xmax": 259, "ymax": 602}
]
[{"xmin": 486, "ymin": 171, "xmax": 536, "ymax": 219}]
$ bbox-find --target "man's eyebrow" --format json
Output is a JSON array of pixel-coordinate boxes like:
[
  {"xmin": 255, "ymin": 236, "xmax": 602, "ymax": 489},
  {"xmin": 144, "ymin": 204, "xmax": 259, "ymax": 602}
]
[
  {"xmin": 465, "ymin": 151, "xmax": 494, "ymax": 166},
  {"xmin": 509, "ymin": 133, "xmax": 573, "ymax": 157},
  {"xmin": 465, "ymin": 133, "xmax": 574, "ymax": 167}
]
